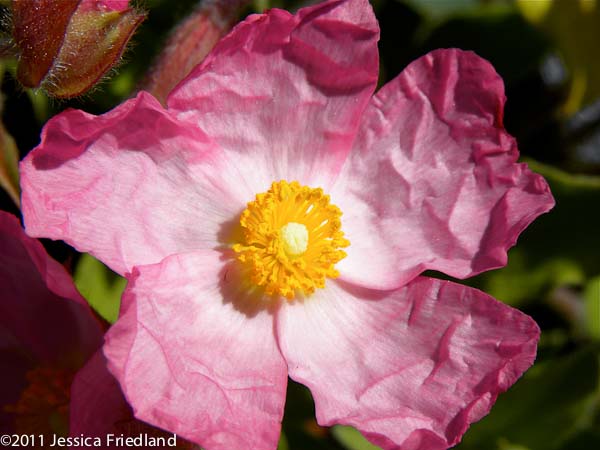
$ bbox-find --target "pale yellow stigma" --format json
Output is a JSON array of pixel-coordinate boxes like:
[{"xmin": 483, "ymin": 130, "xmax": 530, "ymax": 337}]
[
  {"xmin": 280, "ymin": 222, "xmax": 308, "ymax": 256},
  {"xmin": 232, "ymin": 180, "xmax": 349, "ymax": 299}
]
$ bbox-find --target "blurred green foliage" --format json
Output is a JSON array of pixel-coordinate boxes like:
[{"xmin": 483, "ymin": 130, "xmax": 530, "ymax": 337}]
[
  {"xmin": 332, "ymin": 426, "xmax": 382, "ymax": 450},
  {"xmin": 517, "ymin": 0, "xmax": 600, "ymax": 115},
  {"xmin": 0, "ymin": 64, "xmax": 20, "ymax": 207},
  {"xmin": 1, "ymin": 0, "xmax": 599, "ymax": 449},
  {"xmin": 586, "ymin": 277, "xmax": 600, "ymax": 339},
  {"xmin": 457, "ymin": 347, "xmax": 600, "ymax": 450},
  {"xmin": 74, "ymin": 254, "xmax": 126, "ymax": 324},
  {"xmin": 469, "ymin": 160, "xmax": 600, "ymax": 307}
]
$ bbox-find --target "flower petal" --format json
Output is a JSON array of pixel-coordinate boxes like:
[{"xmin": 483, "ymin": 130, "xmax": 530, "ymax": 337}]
[
  {"xmin": 167, "ymin": 0, "xmax": 379, "ymax": 190},
  {"xmin": 332, "ymin": 49, "xmax": 555, "ymax": 289},
  {"xmin": 70, "ymin": 350, "xmax": 131, "ymax": 440},
  {"xmin": 104, "ymin": 250, "xmax": 288, "ymax": 450},
  {"xmin": 70, "ymin": 350, "xmax": 200, "ymax": 448},
  {"xmin": 0, "ymin": 349, "xmax": 29, "ymax": 433},
  {"xmin": 276, "ymin": 277, "xmax": 539, "ymax": 450},
  {"xmin": 21, "ymin": 92, "xmax": 246, "ymax": 276},
  {"xmin": 0, "ymin": 211, "xmax": 102, "ymax": 363}
]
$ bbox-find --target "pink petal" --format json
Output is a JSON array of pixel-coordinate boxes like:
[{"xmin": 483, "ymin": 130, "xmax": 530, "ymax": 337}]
[
  {"xmin": 277, "ymin": 277, "xmax": 539, "ymax": 450},
  {"xmin": 167, "ymin": 0, "xmax": 379, "ymax": 190},
  {"xmin": 70, "ymin": 350, "xmax": 199, "ymax": 449},
  {"xmin": 21, "ymin": 92, "xmax": 245, "ymax": 276},
  {"xmin": 104, "ymin": 250, "xmax": 288, "ymax": 450},
  {"xmin": 0, "ymin": 349, "xmax": 29, "ymax": 433},
  {"xmin": 70, "ymin": 351, "xmax": 131, "ymax": 442},
  {"xmin": 0, "ymin": 211, "xmax": 102, "ymax": 432},
  {"xmin": 0, "ymin": 211, "xmax": 102, "ymax": 363},
  {"xmin": 332, "ymin": 49, "xmax": 555, "ymax": 289}
]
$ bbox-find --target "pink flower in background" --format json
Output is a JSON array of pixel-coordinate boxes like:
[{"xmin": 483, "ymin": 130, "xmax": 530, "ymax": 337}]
[
  {"xmin": 0, "ymin": 210, "xmax": 195, "ymax": 448},
  {"xmin": 70, "ymin": 351, "xmax": 200, "ymax": 449},
  {"xmin": 0, "ymin": 211, "xmax": 102, "ymax": 437},
  {"xmin": 20, "ymin": 0, "xmax": 555, "ymax": 449}
]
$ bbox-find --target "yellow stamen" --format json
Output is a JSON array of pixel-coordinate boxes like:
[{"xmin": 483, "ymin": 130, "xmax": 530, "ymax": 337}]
[{"xmin": 233, "ymin": 180, "xmax": 349, "ymax": 299}]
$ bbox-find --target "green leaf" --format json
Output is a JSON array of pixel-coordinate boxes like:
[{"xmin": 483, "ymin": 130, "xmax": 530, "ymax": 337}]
[
  {"xmin": 254, "ymin": 0, "xmax": 271, "ymax": 13},
  {"xmin": 28, "ymin": 92, "xmax": 51, "ymax": 124},
  {"xmin": 478, "ymin": 252, "xmax": 584, "ymax": 306},
  {"xmin": 0, "ymin": 64, "xmax": 21, "ymax": 208},
  {"xmin": 74, "ymin": 253, "xmax": 126, "ymax": 323},
  {"xmin": 402, "ymin": 0, "xmax": 480, "ymax": 21},
  {"xmin": 277, "ymin": 431, "xmax": 289, "ymax": 450},
  {"xmin": 556, "ymin": 428, "xmax": 600, "ymax": 450},
  {"xmin": 497, "ymin": 441, "xmax": 531, "ymax": 450},
  {"xmin": 0, "ymin": 120, "xmax": 20, "ymax": 208},
  {"xmin": 585, "ymin": 276, "xmax": 600, "ymax": 340},
  {"xmin": 331, "ymin": 426, "xmax": 381, "ymax": 450},
  {"xmin": 455, "ymin": 347, "xmax": 600, "ymax": 450}
]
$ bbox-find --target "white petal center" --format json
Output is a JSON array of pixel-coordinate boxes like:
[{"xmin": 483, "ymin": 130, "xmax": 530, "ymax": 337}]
[{"xmin": 280, "ymin": 222, "xmax": 308, "ymax": 256}]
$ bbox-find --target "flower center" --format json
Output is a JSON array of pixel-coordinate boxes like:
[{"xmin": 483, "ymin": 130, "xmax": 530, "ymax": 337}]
[
  {"xmin": 4, "ymin": 366, "xmax": 73, "ymax": 438},
  {"xmin": 280, "ymin": 222, "xmax": 308, "ymax": 256},
  {"xmin": 233, "ymin": 180, "xmax": 349, "ymax": 299}
]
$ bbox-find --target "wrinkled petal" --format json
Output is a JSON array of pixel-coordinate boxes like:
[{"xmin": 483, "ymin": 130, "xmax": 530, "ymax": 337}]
[
  {"xmin": 104, "ymin": 250, "xmax": 288, "ymax": 450},
  {"xmin": 21, "ymin": 92, "xmax": 248, "ymax": 276},
  {"xmin": 168, "ymin": 0, "xmax": 379, "ymax": 191},
  {"xmin": 70, "ymin": 351, "xmax": 131, "ymax": 443},
  {"xmin": 70, "ymin": 350, "xmax": 199, "ymax": 449},
  {"xmin": 0, "ymin": 211, "xmax": 102, "ymax": 363},
  {"xmin": 277, "ymin": 277, "xmax": 539, "ymax": 450},
  {"xmin": 332, "ymin": 49, "xmax": 555, "ymax": 289}
]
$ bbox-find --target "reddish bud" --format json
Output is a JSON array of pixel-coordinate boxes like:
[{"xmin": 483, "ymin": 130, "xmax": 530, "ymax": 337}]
[
  {"xmin": 142, "ymin": 0, "xmax": 249, "ymax": 104},
  {"xmin": 12, "ymin": 0, "xmax": 80, "ymax": 88},
  {"xmin": 10, "ymin": 0, "xmax": 145, "ymax": 98}
]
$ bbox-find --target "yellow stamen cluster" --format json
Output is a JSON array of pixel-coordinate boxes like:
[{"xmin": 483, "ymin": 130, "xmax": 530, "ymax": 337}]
[{"xmin": 233, "ymin": 180, "xmax": 349, "ymax": 299}]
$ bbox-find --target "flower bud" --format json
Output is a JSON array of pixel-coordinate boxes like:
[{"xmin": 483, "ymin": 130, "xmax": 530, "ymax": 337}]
[
  {"xmin": 10, "ymin": 0, "xmax": 145, "ymax": 98},
  {"xmin": 142, "ymin": 0, "xmax": 249, "ymax": 104}
]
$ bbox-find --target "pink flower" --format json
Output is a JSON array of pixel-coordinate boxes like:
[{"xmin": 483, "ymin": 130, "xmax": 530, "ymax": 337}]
[
  {"xmin": 0, "ymin": 210, "xmax": 195, "ymax": 447},
  {"xmin": 20, "ymin": 0, "xmax": 555, "ymax": 449},
  {"xmin": 0, "ymin": 211, "xmax": 102, "ymax": 436}
]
